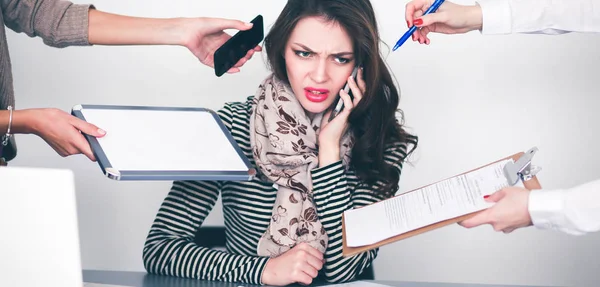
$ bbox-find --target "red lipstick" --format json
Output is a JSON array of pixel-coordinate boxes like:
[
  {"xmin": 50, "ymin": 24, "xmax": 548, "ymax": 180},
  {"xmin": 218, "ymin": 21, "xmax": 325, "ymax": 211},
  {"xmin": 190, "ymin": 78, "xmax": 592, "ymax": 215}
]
[{"xmin": 304, "ymin": 87, "xmax": 330, "ymax": 103}]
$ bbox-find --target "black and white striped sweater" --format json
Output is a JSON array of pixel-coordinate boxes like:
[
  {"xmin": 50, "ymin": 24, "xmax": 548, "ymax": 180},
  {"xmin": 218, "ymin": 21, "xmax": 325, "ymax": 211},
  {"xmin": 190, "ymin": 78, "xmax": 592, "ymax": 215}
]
[{"xmin": 142, "ymin": 96, "xmax": 415, "ymax": 285}]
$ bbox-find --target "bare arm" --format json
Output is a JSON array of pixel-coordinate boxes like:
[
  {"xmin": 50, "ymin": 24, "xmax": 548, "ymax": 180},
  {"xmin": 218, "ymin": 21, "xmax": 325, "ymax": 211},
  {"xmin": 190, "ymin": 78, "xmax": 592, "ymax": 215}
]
[
  {"xmin": 1, "ymin": 0, "xmax": 260, "ymax": 70},
  {"xmin": 87, "ymin": 9, "xmax": 186, "ymax": 46},
  {"xmin": 0, "ymin": 110, "xmax": 35, "ymax": 135}
]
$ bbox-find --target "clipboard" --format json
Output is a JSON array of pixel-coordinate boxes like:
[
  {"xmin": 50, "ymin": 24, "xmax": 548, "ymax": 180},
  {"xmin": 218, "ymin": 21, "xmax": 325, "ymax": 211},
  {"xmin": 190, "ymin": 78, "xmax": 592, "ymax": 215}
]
[
  {"xmin": 341, "ymin": 147, "xmax": 542, "ymax": 257},
  {"xmin": 71, "ymin": 104, "xmax": 256, "ymax": 181}
]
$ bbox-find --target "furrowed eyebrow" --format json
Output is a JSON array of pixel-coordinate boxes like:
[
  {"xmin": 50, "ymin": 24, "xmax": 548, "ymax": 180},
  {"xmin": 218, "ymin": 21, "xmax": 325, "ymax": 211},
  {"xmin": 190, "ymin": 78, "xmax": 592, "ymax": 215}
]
[{"xmin": 292, "ymin": 43, "xmax": 353, "ymax": 57}]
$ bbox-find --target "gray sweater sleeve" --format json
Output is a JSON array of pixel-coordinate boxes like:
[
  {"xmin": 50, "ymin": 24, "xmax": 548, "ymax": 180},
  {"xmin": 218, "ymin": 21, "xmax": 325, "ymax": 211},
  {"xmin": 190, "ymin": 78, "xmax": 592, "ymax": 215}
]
[{"xmin": 1, "ymin": 0, "xmax": 94, "ymax": 47}]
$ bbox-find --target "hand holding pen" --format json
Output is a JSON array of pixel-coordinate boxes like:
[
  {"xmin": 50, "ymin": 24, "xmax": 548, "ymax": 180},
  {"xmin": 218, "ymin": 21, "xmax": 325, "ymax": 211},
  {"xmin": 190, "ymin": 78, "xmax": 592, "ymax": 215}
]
[
  {"xmin": 393, "ymin": 0, "xmax": 446, "ymax": 50},
  {"xmin": 403, "ymin": 0, "xmax": 484, "ymax": 45}
]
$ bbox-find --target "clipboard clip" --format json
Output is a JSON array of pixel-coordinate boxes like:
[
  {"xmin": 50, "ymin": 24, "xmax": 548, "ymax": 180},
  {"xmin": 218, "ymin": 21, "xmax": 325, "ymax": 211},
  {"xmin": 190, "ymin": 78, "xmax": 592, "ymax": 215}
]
[{"xmin": 503, "ymin": 147, "xmax": 542, "ymax": 186}]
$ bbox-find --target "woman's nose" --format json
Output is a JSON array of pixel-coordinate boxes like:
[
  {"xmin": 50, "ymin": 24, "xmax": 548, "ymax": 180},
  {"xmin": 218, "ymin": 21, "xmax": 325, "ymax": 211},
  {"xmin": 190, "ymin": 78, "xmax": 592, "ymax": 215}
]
[{"xmin": 310, "ymin": 60, "xmax": 329, "ymax": 84}]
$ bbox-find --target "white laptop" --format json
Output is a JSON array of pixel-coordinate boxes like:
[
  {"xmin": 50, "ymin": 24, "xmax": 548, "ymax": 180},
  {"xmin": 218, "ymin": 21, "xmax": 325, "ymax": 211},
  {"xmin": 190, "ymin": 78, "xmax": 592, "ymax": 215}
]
[{"xmin": 0, "ymin": 166, "xmax": 124, "ymax": 287}]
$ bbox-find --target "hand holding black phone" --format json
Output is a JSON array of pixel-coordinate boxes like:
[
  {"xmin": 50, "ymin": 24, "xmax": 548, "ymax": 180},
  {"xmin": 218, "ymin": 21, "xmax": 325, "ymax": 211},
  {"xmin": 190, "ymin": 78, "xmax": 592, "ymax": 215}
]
[
  {"xmin": 213, "ymin": 15, "xmax": 264, "ymax": 77},
  {"xmin": 328, "ymin": 66, "xmax": 359, "ymax": 122}
]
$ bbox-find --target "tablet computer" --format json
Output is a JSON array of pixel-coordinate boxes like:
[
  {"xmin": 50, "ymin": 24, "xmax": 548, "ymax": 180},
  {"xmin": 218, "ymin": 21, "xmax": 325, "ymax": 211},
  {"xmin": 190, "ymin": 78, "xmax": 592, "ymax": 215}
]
[{"xmin": 71, "ymin": 105, "xmax": 256, "ymax": 181}]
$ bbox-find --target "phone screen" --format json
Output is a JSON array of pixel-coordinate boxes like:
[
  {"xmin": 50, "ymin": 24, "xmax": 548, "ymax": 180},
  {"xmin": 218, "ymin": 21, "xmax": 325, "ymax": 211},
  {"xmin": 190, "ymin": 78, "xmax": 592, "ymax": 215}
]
[{"xmin": 213, "ymin": 15, "xmax": 264, "ymax": 77}]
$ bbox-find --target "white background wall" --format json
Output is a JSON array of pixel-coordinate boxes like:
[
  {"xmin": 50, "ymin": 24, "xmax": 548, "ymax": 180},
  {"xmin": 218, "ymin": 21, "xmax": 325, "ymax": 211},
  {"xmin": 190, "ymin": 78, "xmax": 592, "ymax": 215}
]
[{"xmin": 6, "ymin": 0, "xmax": 600, "ymax": 286}]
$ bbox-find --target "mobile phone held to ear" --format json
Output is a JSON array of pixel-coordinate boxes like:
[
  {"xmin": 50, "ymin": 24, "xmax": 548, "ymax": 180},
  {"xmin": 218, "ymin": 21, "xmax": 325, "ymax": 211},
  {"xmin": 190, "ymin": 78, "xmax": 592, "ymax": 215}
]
[
  {"xmin": 213, "ymin": 15, "xmax": 264, "ymax": 77},
  {"xmin": 328, "ymin": 66, "xmax": 359, "ymax": 122}
]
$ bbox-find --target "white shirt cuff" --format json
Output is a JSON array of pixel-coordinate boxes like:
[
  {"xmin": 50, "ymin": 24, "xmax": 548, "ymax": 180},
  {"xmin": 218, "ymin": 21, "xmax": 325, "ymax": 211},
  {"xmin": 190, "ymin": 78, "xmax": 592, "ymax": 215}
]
[
  {"xmin": 528, "ymin": 189, "xmax": 566, "ymax": 230},
  {"xmin": 476, "ymin": 0, "xmax": 512, "ymax": 34}
]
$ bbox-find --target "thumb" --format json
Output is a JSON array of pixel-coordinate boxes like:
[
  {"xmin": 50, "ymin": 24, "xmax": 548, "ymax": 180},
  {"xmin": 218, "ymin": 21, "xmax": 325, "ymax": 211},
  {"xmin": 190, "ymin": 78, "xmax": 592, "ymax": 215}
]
[
  {"xmin": 414, "ymin": 12, "xmax": 447, "ymax": 27},
  {"xmin": 214, "ymin": 18, "xmax": 253, "ymax": 31},
  {"xmin": 405, "ymin": 0, "xmax": 431, "ymax": 26},
  {"xmin": 459, "ymin": 209, "xmax": 491, "ymax": 229},
  {"xmin": 70, "ymin": 117, "xmax": 106, "ymax": 137},
  {"xmin": 483, "ymin": 189, "xmax": 506, "ymax": 203}
]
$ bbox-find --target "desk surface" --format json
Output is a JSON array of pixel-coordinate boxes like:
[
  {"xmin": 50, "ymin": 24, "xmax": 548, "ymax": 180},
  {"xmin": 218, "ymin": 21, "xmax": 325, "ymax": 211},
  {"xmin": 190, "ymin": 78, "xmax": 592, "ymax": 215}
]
[{"xmin": 82, "ymin": 270, "xmax": 549, "ymax": 287}]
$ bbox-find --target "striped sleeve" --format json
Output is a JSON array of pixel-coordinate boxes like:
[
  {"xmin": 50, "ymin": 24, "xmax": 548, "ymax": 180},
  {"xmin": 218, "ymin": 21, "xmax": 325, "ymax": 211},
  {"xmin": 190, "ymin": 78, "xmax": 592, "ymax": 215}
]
[
  {"xmin": 310, "ymin": 138, "xmax": 415, "ymax": 283},
  {"xmin": 141, "ymin": 103, "xmax": 269, "ymax": 284}
]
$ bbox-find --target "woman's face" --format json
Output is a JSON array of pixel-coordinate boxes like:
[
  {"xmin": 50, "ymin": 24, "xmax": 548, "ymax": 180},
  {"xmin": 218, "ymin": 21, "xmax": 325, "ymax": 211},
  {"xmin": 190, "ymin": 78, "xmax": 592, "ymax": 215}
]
[{"xmin": 284, "ymin": 16, "xmax": 356, "ymax": 115}]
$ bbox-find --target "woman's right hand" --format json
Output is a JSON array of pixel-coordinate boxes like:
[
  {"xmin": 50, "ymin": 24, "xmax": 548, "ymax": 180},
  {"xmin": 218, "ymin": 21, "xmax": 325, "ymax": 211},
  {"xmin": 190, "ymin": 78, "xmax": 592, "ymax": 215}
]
[
  {"xmin": 405, "ymin": 0, "xmax": 483, "ymax": 45},
  {"xmin": 14, "ymin": 108, "xmax": 106, "ymax": 161},
  {"xmin": 261, "ymin": 243, "xmax": 324, "ymax": 286}
]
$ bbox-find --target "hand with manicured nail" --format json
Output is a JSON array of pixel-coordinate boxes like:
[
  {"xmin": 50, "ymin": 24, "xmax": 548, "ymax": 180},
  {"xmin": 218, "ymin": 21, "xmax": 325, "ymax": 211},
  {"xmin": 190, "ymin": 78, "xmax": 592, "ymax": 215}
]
[
  {"xmin": 9, "ymin": 108, "xmax": 106, "ymax": 161},
  {"xmin": 458, "ymin": 187, "xmax": 532, "ymax": 233},
  {"xmin": 405, "ymin": 0, "xmax": 483, "ymax": 45}
]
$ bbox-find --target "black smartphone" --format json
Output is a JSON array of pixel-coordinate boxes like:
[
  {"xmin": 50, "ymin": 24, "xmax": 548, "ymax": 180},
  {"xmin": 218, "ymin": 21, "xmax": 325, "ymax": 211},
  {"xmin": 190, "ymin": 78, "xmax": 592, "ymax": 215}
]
[
  {"xmin": 328, "ymin": 66, "xmax": 359, "ymax": 122},
  {"xmin": 213, "ymin": 15, "xmax": 264, "ymax": 77}
]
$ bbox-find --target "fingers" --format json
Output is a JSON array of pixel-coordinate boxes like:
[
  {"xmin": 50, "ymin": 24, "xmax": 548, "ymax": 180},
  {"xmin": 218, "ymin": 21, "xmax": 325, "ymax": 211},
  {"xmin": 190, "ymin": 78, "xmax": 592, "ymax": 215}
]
[
  {"xmin": 405, "ymin": 0, "xmax": 430, "ymax": 26},
  {"xmin": 502, "ymin": 227, "xmax": 516, "ymax": 234},
  {"xmin": 292, "ymin": 244, "xmax": 323, "ymax": 285},
  {"xmin": 38, "ymin": 110, "xmax": 100, "ymax": 161},
  {"xmin": 484, "ymin": 189, "xmax": 506, "ymax": 203},
  {"xmin": 300, "ymin": 262, "xmax": 319, "ymax": 280},
  {"xmin": 68, "ymin": 119, "xmax": 98, "ymax": 161},
  {"xmin": 322, "ymin": 108, "xmax": 332, "ymax": 125},
  {"xmin": 74, "ymin": 133, "xmax": 96, "ymax": 161},
  {"xmin": 356, "ymin": 67, "xmax": 366, "ymax": 94},
  {"xmin": 415, "ymin": 13, "xmax": 446, "ymax": 29},
  {"xmin": 50, "ymin": 130, "xmax": 96, "ymax": 161},
  {"xmin": 232, "ymin": 57, "xmax": 248, "ymax": 69},
  {"xmin": 214, "ymin": 18, "xmax": 253, "ymax": 31},
  {"xmin": 421, "ymin": 26, "xmax": 432, "ymax": 44},
  {"xmin": 411, "ymin": 9, "xmax": 425, "ymax": 42},
  {"xmin": 305, "ymin": 252, "xmax": 324, "ymax": 271},
  {"xmin": 293, "ymin": 267, "xmax": 315, "ymax": 286},
  {"xmin": 347, "ymin": 72, "xmax": 364, "ymax": 107},
  {"xmin": 413, "ymin": 6, "xmax": 426, "ymax": 22},
  {"xmin": 70, "ymin": 116, "xmax": 106, "ymax": 138},
  {"xmin": 339, "ymin": 88, "xmax": 354, "ymax": 116},
  {"xmin": 459, "ymin": 209, "xmax": 491, "ymax": 229},
  {"xmin": 228, "ymin": 47, "xmax": 261, "ymax": 73},
  {"xmin": 226, "ymin": 67, "xmax": 241, "ymax": 74},
  {"xmin": 233, "ymin": 50, "xmax": 254, "ymax": 68},
  {"xmin": 298, "ymin": 243, "xmax": 324, "ymax": 261}
]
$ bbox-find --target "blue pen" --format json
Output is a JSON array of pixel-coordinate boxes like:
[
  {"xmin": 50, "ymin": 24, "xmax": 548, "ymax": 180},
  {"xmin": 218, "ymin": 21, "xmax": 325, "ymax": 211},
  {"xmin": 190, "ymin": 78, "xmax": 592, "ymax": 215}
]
[{"xmin": 392, "ymin": 0, "xmax": 445, "ymax": 51}]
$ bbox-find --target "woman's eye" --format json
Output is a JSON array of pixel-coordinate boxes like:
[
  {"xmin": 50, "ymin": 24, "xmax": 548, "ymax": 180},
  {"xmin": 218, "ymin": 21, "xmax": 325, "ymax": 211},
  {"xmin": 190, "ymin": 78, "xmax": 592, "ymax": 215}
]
[
  {"xmin": 335, "ymin": 57, "xmax": 351, "ymax": 64},
  {"xmin": 295, "ymin": 51, "xmax": 311, "ymax": 58}
]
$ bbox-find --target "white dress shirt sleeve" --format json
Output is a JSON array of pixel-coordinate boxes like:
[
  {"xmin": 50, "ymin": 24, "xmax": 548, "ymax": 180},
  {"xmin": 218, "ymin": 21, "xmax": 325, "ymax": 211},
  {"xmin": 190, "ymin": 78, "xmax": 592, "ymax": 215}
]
[
  {"xmin": 528, "ymin": 178, "xmax": 600, "ymax": 235},
  {"xmin": 476, "ymin": 0, "xmax": 600, "ymax": 35}
]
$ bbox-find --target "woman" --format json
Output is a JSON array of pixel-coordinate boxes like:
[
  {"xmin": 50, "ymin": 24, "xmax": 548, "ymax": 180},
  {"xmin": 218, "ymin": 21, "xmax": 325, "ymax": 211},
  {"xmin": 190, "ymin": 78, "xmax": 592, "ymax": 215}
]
[
  {"xmin": 403, "ymin": 0, "xmax": 600, "ymax": 236},
  {"xmin": 0, "ymin": 0, "xmax": 260, "ymax": 165},
  {"xmin": 142, "ymin": 0, "xmax": 418, "ymax": 285}
]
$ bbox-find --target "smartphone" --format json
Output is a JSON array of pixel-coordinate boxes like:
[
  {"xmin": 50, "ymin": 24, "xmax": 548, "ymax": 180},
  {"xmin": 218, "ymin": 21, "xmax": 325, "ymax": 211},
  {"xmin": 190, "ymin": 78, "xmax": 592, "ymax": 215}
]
[
  {"xmin": 328, "ymin": 66, "xmax": 359, "ymax": 122},
  {"xmin": 213, "ymin": 15, "xmax": 264, "ymax": 77}
]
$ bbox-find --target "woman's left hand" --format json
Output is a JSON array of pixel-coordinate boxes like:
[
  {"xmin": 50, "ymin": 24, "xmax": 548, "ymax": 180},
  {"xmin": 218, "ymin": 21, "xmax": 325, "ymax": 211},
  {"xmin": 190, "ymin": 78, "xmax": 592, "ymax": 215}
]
[{"xmin": 318, "ymin": 67, "xmax": 365, "ymax": 166}]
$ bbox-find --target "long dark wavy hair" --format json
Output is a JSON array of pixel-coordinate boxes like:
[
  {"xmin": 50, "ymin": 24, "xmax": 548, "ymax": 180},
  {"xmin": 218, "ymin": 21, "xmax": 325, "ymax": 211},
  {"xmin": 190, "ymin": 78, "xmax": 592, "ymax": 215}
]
[{"xmin": 263, "ymin": 0, "xmax": 418, "ymax": 199}]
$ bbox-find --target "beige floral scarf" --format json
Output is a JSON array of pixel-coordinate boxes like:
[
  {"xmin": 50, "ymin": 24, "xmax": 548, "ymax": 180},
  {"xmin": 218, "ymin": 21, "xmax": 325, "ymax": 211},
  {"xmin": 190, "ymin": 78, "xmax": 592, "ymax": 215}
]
[{"xmin": 250, "ymin": 74, "xmax": 353, "ymax": 257}]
